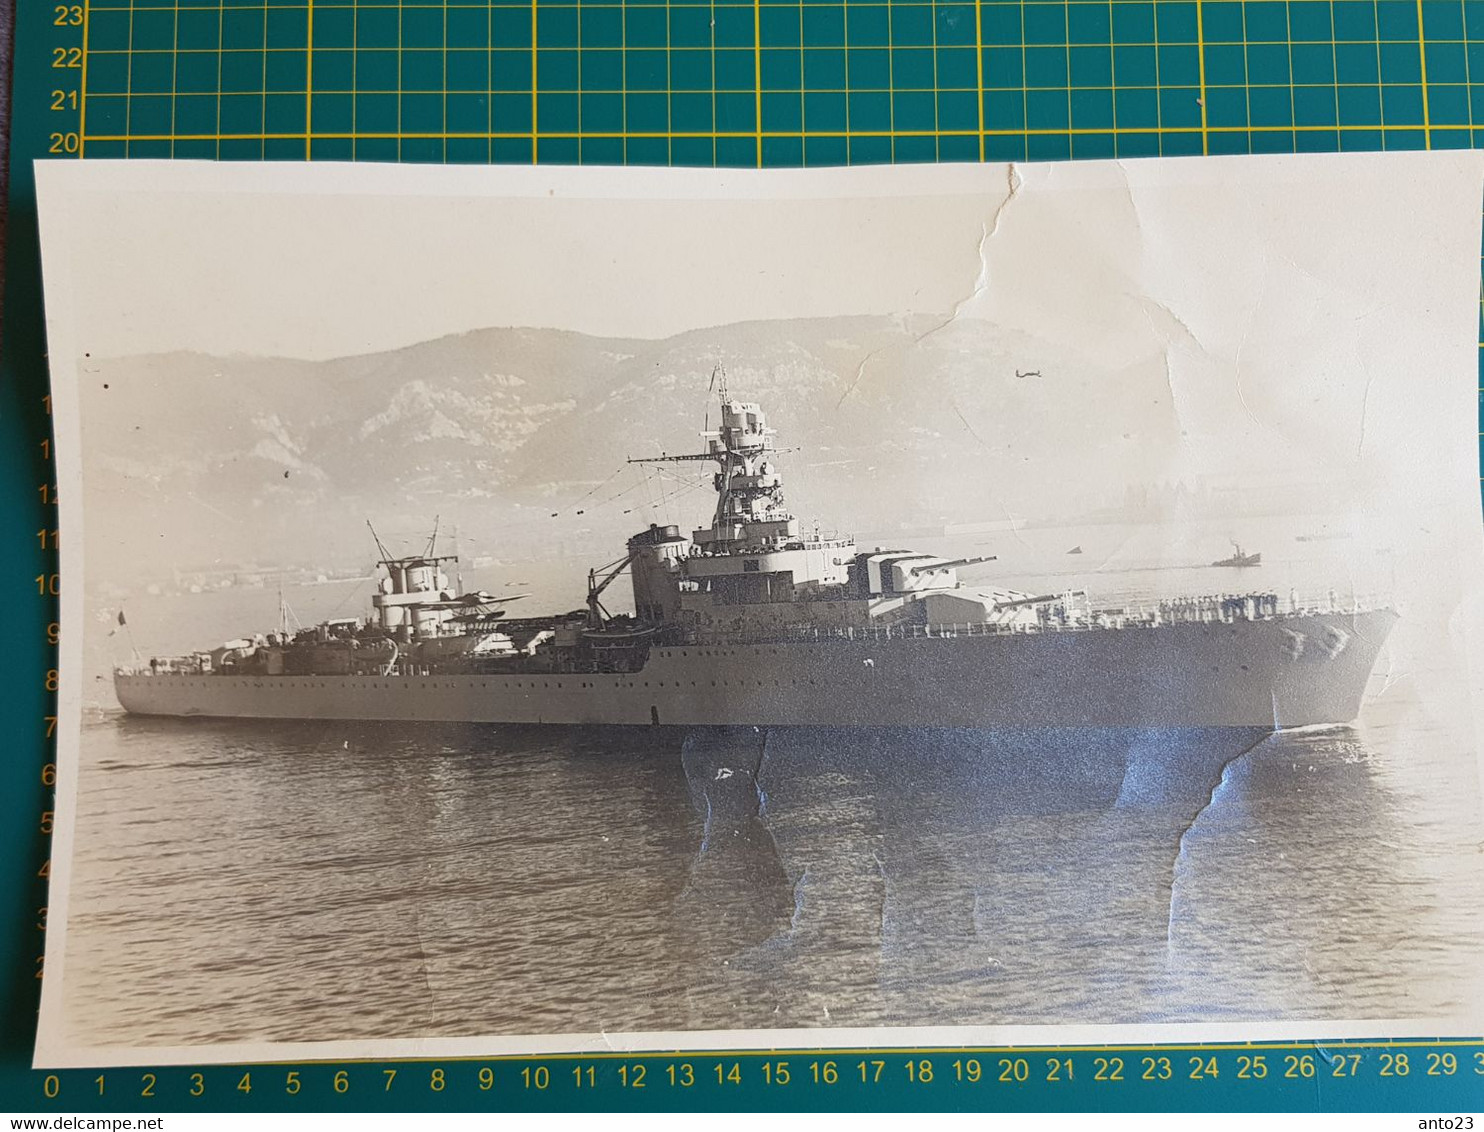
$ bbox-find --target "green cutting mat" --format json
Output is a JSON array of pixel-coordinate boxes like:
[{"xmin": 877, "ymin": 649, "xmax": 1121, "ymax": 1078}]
[
  {"xmin": 5, "ymin": 0, "xmax": 1484, "ymax": 1114},
  {"xmin": 45, "ymin": 0, "xmax": 1484, "ymax": 164}
]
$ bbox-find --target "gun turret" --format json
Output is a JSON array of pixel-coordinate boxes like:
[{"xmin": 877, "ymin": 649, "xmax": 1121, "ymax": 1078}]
[{"xmin": 907, "ymin": 554, "xmax": 997, "ymax": 573}]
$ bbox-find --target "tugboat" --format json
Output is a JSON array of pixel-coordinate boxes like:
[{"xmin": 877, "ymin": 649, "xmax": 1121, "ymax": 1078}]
[
  {"xmin": 113, "ymin": 381, "xmax": 1393, "ymax": 729},
  {"xmin": 1211, "ymin": 542, "xmax": 1262, "ymax": 568}
]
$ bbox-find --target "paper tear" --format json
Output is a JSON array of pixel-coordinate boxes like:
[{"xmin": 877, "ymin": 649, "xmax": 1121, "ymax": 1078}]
[
  {"xmin": 1230, "ymin": 261, "xmax": 1269, "ymax": 435},
  {"xmin": 1128, "ymin": 307, "xmax": 1189, "ymax": 452},
  {"xmin": 1136, "ymin": 293, "xmax": 1214, "ymax": 359},
  {"xmin": 698, "ymin": 790, "xmax": 714, "ymax": 854},
  {"xmin": 754, "ymin": 728, "xmax": 772, "ymax": 819},
  {"xmin": 1165, "ymin": 731, "xmax": 1272, "ymax": 953},
  {"xmin": 788, "ymin": 867, "xmax": 808, "ymax": 935},
  {"xmin": 903, "ymin": 163, "xmax": 1021, "ymax": 351},
  {"xmin": 836, "ymin": 163, "xmax": 1021, "ymax": 409}
]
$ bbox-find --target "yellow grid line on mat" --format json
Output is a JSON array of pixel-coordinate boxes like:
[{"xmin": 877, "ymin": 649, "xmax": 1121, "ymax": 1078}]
[
  {"xmin": 78, "ymin": 0, "xmax": 90, "ymax": 157},
  {"xmin": 1416, "ymin": 0, "xmax": 1432, "ymax": 148},
  {"xmin": 305, "ymin": 0, "xmax": 314, "ymax": 158},
  {"xmin": 88, "ymin": 122, "xmax": 1478, "ymax": 143},
  {"xmin": 73, "ymin": 0, "xmax": 1467, "ymax": 163}
]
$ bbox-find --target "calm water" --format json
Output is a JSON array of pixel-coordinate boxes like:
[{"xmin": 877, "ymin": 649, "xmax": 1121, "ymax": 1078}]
[{"xmin": 58, "ymin": 520, "xmax": 1484, "ymax": 1049}]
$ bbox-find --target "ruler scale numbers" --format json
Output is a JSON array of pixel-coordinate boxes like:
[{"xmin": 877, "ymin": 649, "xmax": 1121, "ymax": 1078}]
[
  {"xmin": 11, "ymin": 0, "xmax": 1484, "ymax": 1113},
  {"xmin": 24, "ymin": 1046, "xmax": 1484, "ymax": 1108}
]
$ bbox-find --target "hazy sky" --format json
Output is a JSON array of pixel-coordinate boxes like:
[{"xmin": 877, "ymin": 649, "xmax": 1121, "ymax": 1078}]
[
  {"xmin": 43, "ymin": 162, "xmax": 1003, "ymax": 357},
  {"xmin": 38, "ymin": 153, "xmax": 1484, "ymax": 525}
]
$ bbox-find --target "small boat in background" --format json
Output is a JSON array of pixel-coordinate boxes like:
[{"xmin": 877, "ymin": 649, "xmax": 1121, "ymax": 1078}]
[
  {"xmin": 1067, "ymin": 545, "xmax": 1083, "ymax": 555},
  {"xmin": 1212, "ymin": 542, "xmax": 1262, "ymax": 568}
]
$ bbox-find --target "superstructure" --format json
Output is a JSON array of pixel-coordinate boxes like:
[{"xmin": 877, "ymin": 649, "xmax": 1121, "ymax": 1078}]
[{"xmin": 115, "ymin": 384, "xmax": 1396, "ymax": 729}]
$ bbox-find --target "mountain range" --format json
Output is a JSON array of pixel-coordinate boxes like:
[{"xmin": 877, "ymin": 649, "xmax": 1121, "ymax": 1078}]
[{"xmin": 78, "ymin": 313, "xmax": 1245, "ymax": 582}]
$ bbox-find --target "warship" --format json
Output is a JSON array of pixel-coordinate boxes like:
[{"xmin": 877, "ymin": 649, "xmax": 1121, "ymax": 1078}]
[{"xmin": 114, "ymin": 387, "xmax": 1396, "ymax": 729}]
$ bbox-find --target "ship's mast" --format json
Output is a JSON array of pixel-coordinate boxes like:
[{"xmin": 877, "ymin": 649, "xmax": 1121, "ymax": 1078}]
[
  {"xmin": 628, "ymin": 367, "xmax": 795, "ymax": 553},
  {"xmin": 452, "ymin": 521, "xmax": 463, "ymax": 594},
  {"xmin": 711, "ymin": 365, "xmax": 737, "ymax": 530},
  {"xmin": 366, "ymin": 520, "xmax": 394, "ymax": 564}
]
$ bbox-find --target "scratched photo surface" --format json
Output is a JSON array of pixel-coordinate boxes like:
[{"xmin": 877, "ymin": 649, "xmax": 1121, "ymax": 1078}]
[{"xmin": 33, "ymin": 156, "xmax": 1484, "ymax": 1066}]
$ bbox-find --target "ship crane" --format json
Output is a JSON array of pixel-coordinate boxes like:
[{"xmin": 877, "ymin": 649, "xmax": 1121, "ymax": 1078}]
[{"xmin": 586, "ymin": 550, "xmax": 640, "ymax": 629}]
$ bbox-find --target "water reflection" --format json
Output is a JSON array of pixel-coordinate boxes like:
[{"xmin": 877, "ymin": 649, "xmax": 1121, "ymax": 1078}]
[{"xmin": 60, "ymin": 714, "xmax": 1475, "ymax": 1046}]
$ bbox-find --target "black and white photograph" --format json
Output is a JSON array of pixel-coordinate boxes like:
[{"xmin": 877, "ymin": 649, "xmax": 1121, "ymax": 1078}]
[{"xmin": 33, "ymin": 154, "xmax": 1484, "ymax": 1066}]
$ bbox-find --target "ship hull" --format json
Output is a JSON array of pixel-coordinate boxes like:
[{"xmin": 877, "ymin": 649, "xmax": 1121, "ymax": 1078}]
[{"xmin": 114, "ymin": 609, "xmax": 1397, "ymax": 729}]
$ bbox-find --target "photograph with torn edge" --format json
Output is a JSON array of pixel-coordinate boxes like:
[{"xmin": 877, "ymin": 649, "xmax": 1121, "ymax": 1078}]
[{"xmin": 33, "ymin": 154, "xmax": 1484, "ymax": 1068}]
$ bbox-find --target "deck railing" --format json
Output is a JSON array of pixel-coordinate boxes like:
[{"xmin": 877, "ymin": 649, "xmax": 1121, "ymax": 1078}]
[
  {"xmin": 681, "ymin": 590, "xmax": 1393, "ymax": 648},
  {"xmin": 112, "ymin": 589, "xmax": 1393, "ymax": 675}
]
